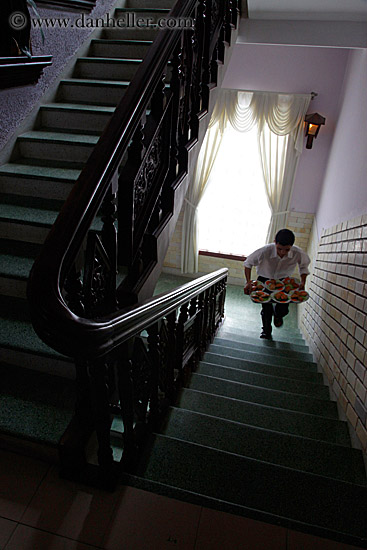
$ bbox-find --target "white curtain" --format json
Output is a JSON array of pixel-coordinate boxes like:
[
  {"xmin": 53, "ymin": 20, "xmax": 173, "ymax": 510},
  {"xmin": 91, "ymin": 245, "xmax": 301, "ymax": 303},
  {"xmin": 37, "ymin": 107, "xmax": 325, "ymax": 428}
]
[
  {"xmin": 181, "ymin": 89, "xmax": 311, "ymax": 272},
  {"xmin": 181, "ymin": 120, "xmax": 224, "ymax": 273}
]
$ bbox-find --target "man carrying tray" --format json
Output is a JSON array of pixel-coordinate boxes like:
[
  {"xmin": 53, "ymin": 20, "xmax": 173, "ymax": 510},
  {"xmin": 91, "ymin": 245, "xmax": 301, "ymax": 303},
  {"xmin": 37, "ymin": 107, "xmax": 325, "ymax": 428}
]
[{"xmin": 243, "ymin": 229, "xmax": 310, "ymax": 340}]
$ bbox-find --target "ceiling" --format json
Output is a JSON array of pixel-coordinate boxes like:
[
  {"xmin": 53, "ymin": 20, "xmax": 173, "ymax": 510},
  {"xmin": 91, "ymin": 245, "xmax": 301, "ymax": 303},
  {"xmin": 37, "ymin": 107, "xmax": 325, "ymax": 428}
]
[{"xmin": 246, "ymin": 0, "xmax": 367, "ymax": 21}]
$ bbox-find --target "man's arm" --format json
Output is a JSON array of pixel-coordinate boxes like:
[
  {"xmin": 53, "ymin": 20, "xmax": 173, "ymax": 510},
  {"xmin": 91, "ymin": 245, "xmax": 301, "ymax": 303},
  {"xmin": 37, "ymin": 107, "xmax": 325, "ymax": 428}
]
[
  {"xmin": 244, "ymin": 266, "xmax": 252, "ymax": 294},
  {"xmin": 299, "ymin": 273, "xmax": 308, "ymax": 290}
]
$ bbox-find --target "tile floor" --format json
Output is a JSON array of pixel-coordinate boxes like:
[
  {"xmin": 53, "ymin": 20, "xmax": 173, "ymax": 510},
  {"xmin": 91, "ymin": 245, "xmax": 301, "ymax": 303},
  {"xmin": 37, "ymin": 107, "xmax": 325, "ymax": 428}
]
[{"xmin": 0, "ymin": 448, "xmax": 363, "ymax": 550}]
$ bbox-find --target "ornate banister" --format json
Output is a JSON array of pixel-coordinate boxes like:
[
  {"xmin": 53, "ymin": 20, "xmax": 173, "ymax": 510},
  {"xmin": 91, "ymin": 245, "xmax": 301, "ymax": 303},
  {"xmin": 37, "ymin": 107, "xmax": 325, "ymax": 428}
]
[{"xmin": 27, "ymin": 0, "xmax": 239, "ymax": 485}]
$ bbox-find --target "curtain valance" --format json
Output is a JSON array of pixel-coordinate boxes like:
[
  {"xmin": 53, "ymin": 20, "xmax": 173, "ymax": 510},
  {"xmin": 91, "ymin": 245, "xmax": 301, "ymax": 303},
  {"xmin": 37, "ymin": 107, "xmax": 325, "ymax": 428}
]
[{"xmin": 210, "ymin": 89, "xmax": 311, "ymax": 153}]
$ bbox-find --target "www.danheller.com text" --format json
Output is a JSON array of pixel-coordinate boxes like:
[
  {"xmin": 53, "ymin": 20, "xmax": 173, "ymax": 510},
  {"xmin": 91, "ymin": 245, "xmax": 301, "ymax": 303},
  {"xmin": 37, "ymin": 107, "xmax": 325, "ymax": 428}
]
[{"xmin": 29, "ymin": 12, "xmax": 195, "ymax": 30}]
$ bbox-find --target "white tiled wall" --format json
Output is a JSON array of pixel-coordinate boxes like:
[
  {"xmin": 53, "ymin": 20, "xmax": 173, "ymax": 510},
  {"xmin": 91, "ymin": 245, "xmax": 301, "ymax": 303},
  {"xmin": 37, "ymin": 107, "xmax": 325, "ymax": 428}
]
[{"xmin": 300, "ymin": 214, "xmax": 367, "ymax": 456}]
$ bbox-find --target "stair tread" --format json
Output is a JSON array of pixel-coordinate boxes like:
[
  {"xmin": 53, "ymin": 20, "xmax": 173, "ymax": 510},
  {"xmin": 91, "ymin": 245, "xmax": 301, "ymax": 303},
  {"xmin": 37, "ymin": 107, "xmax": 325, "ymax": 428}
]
[
  {"xmin": 177, "ymin": 388, "xmax": 352, "ymax": 446},
  {"xmin": 162, "ymin": 407, "xmax": 367, "ymax": 485},
  {"xmin": 218, "ymin": 327, "xmax": 307, "ymax": 347},
  {"xmin": 201, "ymin": 355, "xmax": 321, "ymax": 382},
  {"xmin": 0, "ymin": 363, "xmax": 74, "ymax": 445},
  {"xmin": 213, "ymin": 336, "xmax": 313, "ymax": 360},
  {"xmin": 188, "ymin": 373, "xmax": 339, "ymax": 418},
  {"xmin": 0, "ymin": 162, "xmax": 81, "ymax": 180},
  {"xmin": 61, "ymin": 78, "xmax": 131, "ymax": 86},
  {"xmin": 92, "ymin": 38, "xmax": 153, "ymax": 45},
  {"xmin": 0, "ymin": 253, "xmax": 35, "ymax": 278},
  {"xmin": 137, "ymin": 435, "xmax": 367, "ymax": 545},
  {"xmin": 0, "ymin": 203, "xmax": 58, "ymax": 225},
  {"xmin": 206, "ymin": 346, "xmax": 317, "ymax": 370},
  {"xmin": 215, "ymin": 331, "xmax": 309, "ymax": 352},
  {"xmin": 41, "ymin": 103, "xmax": 115, "ymax": 113},
  {"xmin": 78, "ymin": 57, "xmax": 143, "ymax": 63},
  {"xmin": 18, "ymin": 131, "xmax": 100, "ymax": 144},
  {"xmin": 197, "ymin": 364, "xmax": 329, "ymax": 399},
  {"xmin": 0, "ymin": 315, "xmax": 70, "ymax": 359}
]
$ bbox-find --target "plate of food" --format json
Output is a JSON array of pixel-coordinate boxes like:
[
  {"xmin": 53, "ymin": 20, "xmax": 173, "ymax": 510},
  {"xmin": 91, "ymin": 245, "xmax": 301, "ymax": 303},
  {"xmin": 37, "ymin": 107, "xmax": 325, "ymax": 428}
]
[
  {"xmin": 271, "ymin": 290, "xmax": 291, "ymax": 303},
  {"xmin": 250, "ymin": 280, "xmax": 265, "ymax": 292},
  {"xmin": 250, "ymin": 290, "xmax": 272, "ymax": 304},
  {"xmin": 289, "ymin": 289, "xmax": 309, "ymax": 303},
  {"xmin": 265, "ymin": 279, "xmax": 285, "ymax": 292},
  {"xmin": 281, "ymin": 277, "xmax": 300, "ymax": 293}
]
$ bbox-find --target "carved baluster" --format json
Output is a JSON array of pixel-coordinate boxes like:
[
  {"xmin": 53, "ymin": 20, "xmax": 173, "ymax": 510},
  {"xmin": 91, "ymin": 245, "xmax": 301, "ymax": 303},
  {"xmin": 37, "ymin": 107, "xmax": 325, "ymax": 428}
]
[
  {"xmin": 147, "ymin": 322, "xmax": 160, "ymax": 425},
  {"xmin": 128, "ymin": 116, "xmax": 146, "ymax": 164},
  {"xmin": 101, "ymin": 175, "xmax": 118, "ymax": 274},
  {"xmin": 64, "ymin": 263, "xmax": 85, "ymax": 316},
  {"xmin": 169, "ymin": 41, "xmax": 184, "ymax": 177},
  {"xmin": 166, "ymin": 312, "xmax": 177, "ymax": 401},
  {"xmin": 151, "ymin": 73, "xmax": 166, "ymax": 119},
  {"xmin": 88, "ymin": 359, "xmax": 114, "ymax": 470},
  {"xmin": 176, "ymin": 303, "xmax": 189, "ymax": 385},
  {"xmin": 116, "ymin": 343, "xmax": 136, "ymax": 469},
  {"xmin": 118, "ymin": 117, "xmax": 146, "ymax": 270},
  {"xmin": 197, "ymin": 291, "xmax": 206, "ymax": 359},
  {"xmin": 201, "ymin": 0, "xmax": 213, "ymax": 111}
]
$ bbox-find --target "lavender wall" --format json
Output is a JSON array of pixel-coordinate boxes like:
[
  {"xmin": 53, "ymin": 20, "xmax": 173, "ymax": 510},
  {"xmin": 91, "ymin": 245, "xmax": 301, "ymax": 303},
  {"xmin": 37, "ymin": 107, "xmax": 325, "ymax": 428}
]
[
  {"xmin": 221, "ymin": 43, "xmax": 350, "ymax": 214},
  {"xmin": 315, "ymin": 49, "xmax": 367, "ymax": 234},
  {"xmin": 0, "ymin": 0, "xmax": 117, "ymax": 153}
]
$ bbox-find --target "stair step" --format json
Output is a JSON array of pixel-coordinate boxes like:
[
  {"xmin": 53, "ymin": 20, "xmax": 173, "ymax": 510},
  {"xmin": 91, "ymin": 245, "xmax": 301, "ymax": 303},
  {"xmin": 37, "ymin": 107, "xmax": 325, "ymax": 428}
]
[
  {"xmin": 0, "ymin": 203, "xmax": 59, "ymax": 245},
  {"xmin": 218, "ymin": 325, "xmax": 307, "ymax": 346},
  {"xmin": 58, "ymin": 79, "xmax": 130, "ymax": 106},
  {"xmin": 40, "ymin": 103, "xmax": 115, "ymax": 133},
  {"xmin": 0, "ymin": 311, "xmax": 73, "ymax": 377},
  {"xmin": 221, "ymin": 325, "xmax": 305, "ymax": 345},
  {"xmin": 213, "ymin": 336, "xmax": 313, "ymax": 362},
  {"xmin": 90, "ymin": 39, "xmax": 153, "ymax": 59},
  {"xmin": 177, "ymin": 388, "xmax": 352, "ymax": 446},
  {"xmin": 215, "ymin": 330, "xmax": 309, "ymax": 353},
  {"xmin": 0, "ymin": 362, "xmax": 74, "ymax": 447},
  {"xmin": 0, "ymin": 162, "xmax": 80, "ymax": 201},
  {"xmin": 125, "ymin": 0, "xmax": 175, "ymax": 7},
  {"xmin": 188, "ymin": 373, "xmax": 338, "ymax": 418},
  {"xmin": 207, "ymin": 345, "xmax": 317, "ymax": 371},
  {"xmin": 202, "ymin": 354, "xmax": 321, "ymax": 383},
  {"xmin": 162, "ymin": 407, "xmax": 367, "ymax": 485},
  {"xmin": 18, "ymin": 131, "xmax": 99, "ymax": 163},
  {"xmin": 136, "ymin": 434, "xmax": 367, "ymax": 547},
  {"xmin": 197, "ymin": 363, "xmax": 329, "ymax": 400},
  {"xmin": 75, "ymin": 57, "xmax": 143, "ymax": 81},
  {"xmin": 102, "ymin": 26, "xmax": 160, "ymax": 41}
]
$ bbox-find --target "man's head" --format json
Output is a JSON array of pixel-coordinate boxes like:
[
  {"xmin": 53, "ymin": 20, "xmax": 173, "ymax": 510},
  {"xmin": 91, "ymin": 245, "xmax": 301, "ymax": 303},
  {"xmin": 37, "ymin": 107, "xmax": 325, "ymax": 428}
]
[{"xmin": 274, "ymin": 229, "xmax": 295, "ymax": 258}]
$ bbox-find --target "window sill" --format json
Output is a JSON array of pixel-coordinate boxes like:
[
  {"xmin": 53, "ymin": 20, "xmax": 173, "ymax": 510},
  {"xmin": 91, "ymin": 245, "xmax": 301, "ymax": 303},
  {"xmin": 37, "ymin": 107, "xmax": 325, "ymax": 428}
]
[{"xmin": 199, "ymin": 250, "xmax": 246, "ymax": 262}]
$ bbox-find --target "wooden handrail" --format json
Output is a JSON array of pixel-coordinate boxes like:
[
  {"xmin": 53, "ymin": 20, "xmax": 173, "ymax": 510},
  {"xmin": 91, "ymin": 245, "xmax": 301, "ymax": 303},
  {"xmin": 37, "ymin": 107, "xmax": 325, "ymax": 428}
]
[{"xmin": 28, "ymin": 0, "xmax": 238, "ymax": 362}]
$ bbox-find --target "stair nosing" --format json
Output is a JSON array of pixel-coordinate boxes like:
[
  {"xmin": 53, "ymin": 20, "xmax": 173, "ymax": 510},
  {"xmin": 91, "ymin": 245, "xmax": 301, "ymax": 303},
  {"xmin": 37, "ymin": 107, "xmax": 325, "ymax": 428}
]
[
  {"xmin": 190, "ymin": 372, "xmax": 336, "ymax": 410},
  {"xmin": 205, "ymin": 348, "xmax": 317, "ymax": 370},
  {"xmin": 149, "ymin": 432, "xmax": 367, "ymax": 490},
  {"xmin": 167, "ymin": 405, "xmax": 353, "ymax": 451},
  {"xmin": 198, "ymin": 361, "xmax": 328, "ymax": 395}
]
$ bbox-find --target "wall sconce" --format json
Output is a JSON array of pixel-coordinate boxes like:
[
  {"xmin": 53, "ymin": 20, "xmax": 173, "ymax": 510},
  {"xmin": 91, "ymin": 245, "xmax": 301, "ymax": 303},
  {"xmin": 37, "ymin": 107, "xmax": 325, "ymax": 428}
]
[{"xmin": 304, "ymin": 112, "xmax": 325, "ymax": 149}]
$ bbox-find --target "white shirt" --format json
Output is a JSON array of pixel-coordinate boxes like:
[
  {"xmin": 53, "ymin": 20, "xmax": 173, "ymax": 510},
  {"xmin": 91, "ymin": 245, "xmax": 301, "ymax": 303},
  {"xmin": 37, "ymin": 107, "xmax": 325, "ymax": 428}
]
[{"xmin": 243, "ymin": 243, "xmax": 310, "ymax": 279}]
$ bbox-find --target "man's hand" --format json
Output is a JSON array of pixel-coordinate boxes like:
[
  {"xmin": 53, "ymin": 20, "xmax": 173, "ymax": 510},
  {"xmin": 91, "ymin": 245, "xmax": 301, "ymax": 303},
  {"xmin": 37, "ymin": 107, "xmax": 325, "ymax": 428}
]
[{"xmin": 244, "ymin": 282, "xmax": 252, "ymax": 295}]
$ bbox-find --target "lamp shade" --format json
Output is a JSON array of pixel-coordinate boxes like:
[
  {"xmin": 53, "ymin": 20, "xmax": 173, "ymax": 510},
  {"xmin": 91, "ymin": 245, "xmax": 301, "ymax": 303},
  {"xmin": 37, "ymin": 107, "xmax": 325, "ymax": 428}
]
[{"xmin": 304, "ymin": 112, "xmax": 325, "ymax": 149}]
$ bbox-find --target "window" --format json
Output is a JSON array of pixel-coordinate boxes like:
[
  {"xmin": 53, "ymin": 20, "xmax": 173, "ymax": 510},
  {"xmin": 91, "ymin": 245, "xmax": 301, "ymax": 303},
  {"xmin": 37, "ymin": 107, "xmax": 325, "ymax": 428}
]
[{"xmin": 198, "ymin": 123, "xmax": 272, "ymax": 256}]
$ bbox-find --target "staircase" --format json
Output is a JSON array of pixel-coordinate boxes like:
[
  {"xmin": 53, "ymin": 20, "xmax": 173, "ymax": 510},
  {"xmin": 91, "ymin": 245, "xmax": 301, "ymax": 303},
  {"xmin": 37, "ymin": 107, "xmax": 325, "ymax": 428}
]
[
  {"xmin": 0, "ymin": 0, "xmax": 174, "ymax": 455},
  {"xmin": 121, "ymin": 302, "xmax": 367, "ymax": 548}
]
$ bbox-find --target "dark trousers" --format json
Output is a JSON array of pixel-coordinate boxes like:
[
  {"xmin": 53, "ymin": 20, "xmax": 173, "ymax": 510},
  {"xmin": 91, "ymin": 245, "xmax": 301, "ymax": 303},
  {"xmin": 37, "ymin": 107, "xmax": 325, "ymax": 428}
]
[{"xmin": 258, "ymin": 277, "xmax": 289, "ymax": 334}]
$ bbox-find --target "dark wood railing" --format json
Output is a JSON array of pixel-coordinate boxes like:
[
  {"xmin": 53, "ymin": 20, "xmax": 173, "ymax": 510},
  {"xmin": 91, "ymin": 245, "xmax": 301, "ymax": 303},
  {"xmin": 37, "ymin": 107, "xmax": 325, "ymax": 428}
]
[{"xmin": 27, "ymin": 0, "xmax": 238, "ymax": 485}]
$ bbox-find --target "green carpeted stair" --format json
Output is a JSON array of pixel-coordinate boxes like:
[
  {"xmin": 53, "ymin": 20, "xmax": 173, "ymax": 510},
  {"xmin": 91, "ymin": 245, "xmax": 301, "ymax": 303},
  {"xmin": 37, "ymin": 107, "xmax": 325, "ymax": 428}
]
[
  {"xmin": 0, "ymin": 0, "xmax": 174, "ymax": 455},
  {"xmin": 118, "ymin": 283, "xmax": 367, "ymax": 548}
]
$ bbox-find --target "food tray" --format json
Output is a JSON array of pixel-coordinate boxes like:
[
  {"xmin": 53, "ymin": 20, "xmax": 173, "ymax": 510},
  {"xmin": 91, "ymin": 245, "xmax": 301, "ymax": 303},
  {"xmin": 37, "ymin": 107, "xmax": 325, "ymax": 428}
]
[
  {"xmin": 264, "ymin": 279, "xmax": 285, "ymax": 292},
  {"xmin": 281, "ymin": 277, "xmax": 300, "ymax": 293},
  {"xmin": 271, "ymin": 290, "xmax": 291, "ymax": 304},
  {"xmin": 250, "ymin": 290, "xmax": 272, "ymax": 304},
  {"xmin": 289, "ymin": 289, "xmax": 309, "ymax": 303}
]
